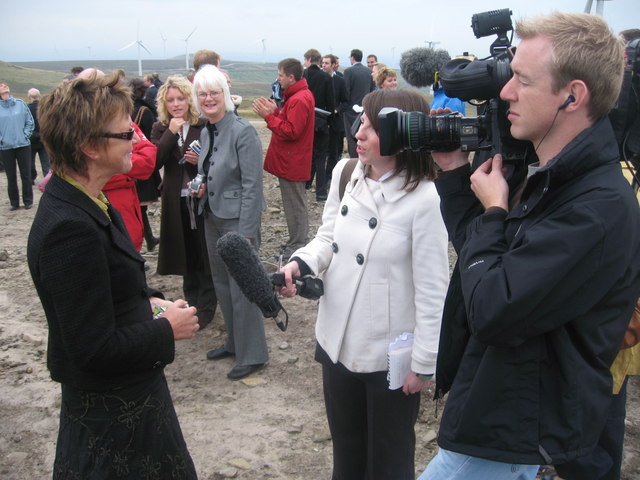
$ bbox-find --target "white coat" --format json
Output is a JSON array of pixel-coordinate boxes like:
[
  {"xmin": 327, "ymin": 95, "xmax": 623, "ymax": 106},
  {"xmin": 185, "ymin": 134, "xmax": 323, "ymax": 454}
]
[{"xmin": 293, "ymin": 158, "xmax": 449, "ymax": 374}]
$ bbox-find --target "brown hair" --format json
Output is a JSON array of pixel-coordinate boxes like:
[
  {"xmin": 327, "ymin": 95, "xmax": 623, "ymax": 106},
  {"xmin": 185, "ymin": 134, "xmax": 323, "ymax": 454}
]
[
  {"xmin": 362, "ymin": 89, "xmax": 436, "ymax": 191},
  {"xmin": 516, "ymin": 11, "xmax": 624, "ymax": 120},
  {"xmin": 374, "ymin": 67, "xmax": 397, "ymax": 88},
  {"xmin": 193, "ymin": 49, "xmax": 221, "ymax": 71},
  {"xmin": 157, "ymin": 76, "xmax": 201, "ymax": 126},
  {"xmin": 39, "ymin": 70, "xmax": 132, "ymax": 177},
  {"xmin": 278, "ymin": 58, "xmax": 303, "ymax": 81},
  {"xmin": 304, "ymin": 49, "xmax": 322, "ymax": 64}
]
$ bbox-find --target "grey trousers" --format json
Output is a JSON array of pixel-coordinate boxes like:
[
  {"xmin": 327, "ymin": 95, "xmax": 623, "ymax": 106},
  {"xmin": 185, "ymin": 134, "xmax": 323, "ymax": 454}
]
[
  {"xmin": 278, "ymin": 177, "xmax": 308, "ymax": 251},
  {"xmin": 203, "ymin": 214, "xmax": 268, "ymax": 366}
]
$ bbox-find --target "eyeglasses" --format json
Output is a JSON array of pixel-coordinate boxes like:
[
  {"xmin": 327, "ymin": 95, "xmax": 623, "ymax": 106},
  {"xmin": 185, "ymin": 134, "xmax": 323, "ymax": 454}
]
[
  {"xmin": 197, "ymin": 90, "xmax": 223, "ymax": 100},
  {"xmin": 101, "ymin": 127, "xmax": 135, "ymax": 140}
]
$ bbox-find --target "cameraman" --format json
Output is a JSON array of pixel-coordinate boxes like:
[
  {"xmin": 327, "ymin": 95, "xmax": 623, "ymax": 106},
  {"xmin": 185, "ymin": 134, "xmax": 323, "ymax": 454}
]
[{"xmin": 420, "ymin": 12, "xmax": 640, "ymax": 480}]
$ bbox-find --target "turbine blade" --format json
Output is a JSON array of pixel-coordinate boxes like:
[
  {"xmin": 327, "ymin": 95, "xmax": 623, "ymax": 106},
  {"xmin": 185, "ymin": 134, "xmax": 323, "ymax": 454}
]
[
  {"xmin": 186, "ymin": 27, "xmax": 197, "ymax": 40},
  {"xmin": 119, "ymin": 41, "xmax": 137, "ymax": 51},
  {"xmin": 139, "ymin": 42, "xmax": 152, "ymax": 55}
]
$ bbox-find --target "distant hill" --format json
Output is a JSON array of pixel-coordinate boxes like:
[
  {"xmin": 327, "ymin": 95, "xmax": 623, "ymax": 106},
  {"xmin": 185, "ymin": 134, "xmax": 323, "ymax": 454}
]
[{"xmin": 2, "ymin": 58, "xmax": 279, "ymax": 100}]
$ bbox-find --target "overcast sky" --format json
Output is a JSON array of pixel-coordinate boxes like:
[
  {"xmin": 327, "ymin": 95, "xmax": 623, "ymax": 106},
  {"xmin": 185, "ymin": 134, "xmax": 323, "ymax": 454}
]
[{"xmin": 2, "ymin": 0, "xmax": 638, "ymax": 66}]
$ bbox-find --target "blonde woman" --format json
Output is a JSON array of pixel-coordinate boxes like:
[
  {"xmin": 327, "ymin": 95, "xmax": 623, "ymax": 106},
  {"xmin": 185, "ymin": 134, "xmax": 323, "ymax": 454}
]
[{"xmin": 150, "ymin": 76, "xmax": 217, "ymax": 329}]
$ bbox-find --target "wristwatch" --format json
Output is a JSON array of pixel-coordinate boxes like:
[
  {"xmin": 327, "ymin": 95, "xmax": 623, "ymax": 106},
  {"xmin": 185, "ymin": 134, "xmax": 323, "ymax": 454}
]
[{"xmin": 415, "ymin": 373, "xmax": 434, "ymax": 381}]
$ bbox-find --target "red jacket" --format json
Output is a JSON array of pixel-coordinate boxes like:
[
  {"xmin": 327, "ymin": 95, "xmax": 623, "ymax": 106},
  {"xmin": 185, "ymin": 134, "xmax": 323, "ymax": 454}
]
[
  {"xmin": 103, "ymin": 123, "xmax": 157, "ymax": 251},
  {"xmin": 263, "ymin": 78, "xmax": 315, "ymax": 181}
]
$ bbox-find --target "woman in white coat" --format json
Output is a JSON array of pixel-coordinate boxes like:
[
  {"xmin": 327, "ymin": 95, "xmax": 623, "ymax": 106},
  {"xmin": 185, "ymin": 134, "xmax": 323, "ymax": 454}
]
[{"xmin": 279, "ymin": 89, "xmax": 449, "ymax": 479}]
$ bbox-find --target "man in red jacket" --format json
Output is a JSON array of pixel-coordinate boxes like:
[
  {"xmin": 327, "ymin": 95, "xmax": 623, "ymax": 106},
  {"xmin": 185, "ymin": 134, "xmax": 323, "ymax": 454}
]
[{"xmin": 253, "ymin": 58, "xmax": 315, "ymax": 257}]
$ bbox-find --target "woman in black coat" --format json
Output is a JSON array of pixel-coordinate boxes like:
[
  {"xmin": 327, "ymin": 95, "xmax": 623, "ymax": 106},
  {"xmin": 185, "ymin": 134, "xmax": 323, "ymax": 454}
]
[
  {"xmin": 27, "ymin": 71, "xmax": 199, "ymax": 479},
  {"xmin": 151, "ymin": 75, "xmax": 217, "ymax": 329},
  {"xmin": 129, "ymin": 77, "xmax": 161, "ymax": 251}
]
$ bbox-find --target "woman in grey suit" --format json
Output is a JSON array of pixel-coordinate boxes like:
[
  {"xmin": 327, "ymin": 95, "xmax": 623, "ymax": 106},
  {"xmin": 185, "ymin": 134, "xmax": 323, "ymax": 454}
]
[{"xmin": 192, "ymin": 65, "xmax": 268, "ymax": 380}]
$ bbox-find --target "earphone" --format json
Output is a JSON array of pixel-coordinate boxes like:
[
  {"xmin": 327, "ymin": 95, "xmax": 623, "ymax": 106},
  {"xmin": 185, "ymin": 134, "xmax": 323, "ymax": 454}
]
[{"xmin": 558, "ymin": 95, "xmax": 576, "ymax": 110}]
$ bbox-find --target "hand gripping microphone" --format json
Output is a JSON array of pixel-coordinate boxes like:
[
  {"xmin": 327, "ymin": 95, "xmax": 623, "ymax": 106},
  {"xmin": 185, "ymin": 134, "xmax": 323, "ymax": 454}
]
[{"xmin": 216, "ymin": 231, "xmax": 288, "ymax": 331}]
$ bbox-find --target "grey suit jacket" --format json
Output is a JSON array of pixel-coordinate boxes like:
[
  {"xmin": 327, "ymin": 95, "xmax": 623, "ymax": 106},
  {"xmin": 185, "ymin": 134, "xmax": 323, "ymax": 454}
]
[
  {"xmin": 197, "ymin": 112, "xmax": 265, "ymax": 239},
  {"xmin": 343, "ymin": 62, "xmax": 374, "ymax": 107}
]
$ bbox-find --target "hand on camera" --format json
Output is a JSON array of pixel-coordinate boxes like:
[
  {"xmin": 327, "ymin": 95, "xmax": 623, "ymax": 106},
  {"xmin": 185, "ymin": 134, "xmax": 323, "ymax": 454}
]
[{"xmin": 470, "ymin": 154, "xmax": 509, "ymax": 211}]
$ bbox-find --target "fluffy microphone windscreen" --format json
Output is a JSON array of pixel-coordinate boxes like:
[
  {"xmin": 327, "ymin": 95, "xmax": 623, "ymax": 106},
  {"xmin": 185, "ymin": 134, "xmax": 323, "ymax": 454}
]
[
  {"xmin": 216, "ymin": 231, "xmax": 275, "ymax": 307},
  {"xmin": 399, "ymin": 48, "xmax": 451, "ymax": 88}
]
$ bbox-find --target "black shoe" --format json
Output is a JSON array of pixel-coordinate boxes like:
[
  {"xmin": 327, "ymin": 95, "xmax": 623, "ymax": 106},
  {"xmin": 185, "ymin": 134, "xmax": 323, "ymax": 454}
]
[
  {"xmin": 10, "ymin": 205, "xmax": 19, "ymax": 211},
  {"xmin": 315, "ymin": 194, "xmax": 327, "ymax": 201},
  {"xmin": 227, "ymin": 363, "xmax": 264, "ymax": 380},
  {"xmin": 146, "ymin": 235, "xmax": 159, "ymax": 252},
  {"xmin": 206, "ymin": 346, "xmax": 234, "ymax": 361},
  {"xmin": 24, "ymin": 204, "xmax": 33, "ymax": 210}
]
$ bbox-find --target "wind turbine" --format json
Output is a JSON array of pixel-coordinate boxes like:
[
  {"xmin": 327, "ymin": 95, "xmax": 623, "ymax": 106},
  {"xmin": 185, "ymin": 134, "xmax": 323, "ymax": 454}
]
[
  {"xmin": 584, "ymin": 0, "xmax": 613, "ymax": 16},
  {"xmin": 160, "ymin": 32, "xmax": 167, "ymax": 58},
  {"xmin": 260, "ymin": 38, "xmax": 267, "ymax": 64},
  {"xmin": 120, "ymin": 31, "xmax": 151, "ymax": 76},
  {"xmin": 181, "ymin": 27, "xmax": 197, "ymax": 70}
]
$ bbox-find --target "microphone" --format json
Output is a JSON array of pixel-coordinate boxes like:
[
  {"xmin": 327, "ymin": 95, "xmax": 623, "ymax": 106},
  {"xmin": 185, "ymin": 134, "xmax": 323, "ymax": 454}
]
[
  {"xmin": 216, "ymin": 231, "xmax": 287, "ymax": 331},
  {"xmin": 399, "ymin": 47, "xmax": 452, "ymax": 88}
]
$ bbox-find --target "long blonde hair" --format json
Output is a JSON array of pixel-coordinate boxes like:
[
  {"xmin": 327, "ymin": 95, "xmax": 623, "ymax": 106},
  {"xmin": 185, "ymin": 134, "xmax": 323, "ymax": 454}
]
[{"xmin": 156, "ymin": 76, "xmax": 201, "ymax": 126}]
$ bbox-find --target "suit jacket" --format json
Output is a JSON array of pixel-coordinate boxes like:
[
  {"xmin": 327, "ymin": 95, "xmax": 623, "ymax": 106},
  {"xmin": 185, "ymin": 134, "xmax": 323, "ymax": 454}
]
[
  {"xmin": 197, "ymin": 112, "xmax": 265, "ymax": 240},
  {"xmin": 304, "ymin": 64, "xmax": 335, "ymax": 113},
  {"xmin": 27, "ymin": 174, "xmax": 175, "ymax": 392},
  {"xmin": 343, "ymin": 62, "xmax": 374, "ymax": 108},
  {"xmin": 331, "ymin": 73, "xmax": 349, "ymax": 132}
]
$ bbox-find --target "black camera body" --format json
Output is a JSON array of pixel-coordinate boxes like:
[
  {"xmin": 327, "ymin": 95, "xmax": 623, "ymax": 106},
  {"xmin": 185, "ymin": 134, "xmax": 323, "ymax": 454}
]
[
  {"xmin": 378, "ymin": 8, "xmax": 532, "ymax": 164},
  {"xmin": 609, "ymin": 38, "xmax": 640, "ymax": 164}
]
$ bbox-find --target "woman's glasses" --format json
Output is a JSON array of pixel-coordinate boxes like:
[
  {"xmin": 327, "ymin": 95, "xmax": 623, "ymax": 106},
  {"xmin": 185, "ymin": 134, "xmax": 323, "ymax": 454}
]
[{"xmin": 101, "ymin": 127, "xmax": 135, "ymax": 140}]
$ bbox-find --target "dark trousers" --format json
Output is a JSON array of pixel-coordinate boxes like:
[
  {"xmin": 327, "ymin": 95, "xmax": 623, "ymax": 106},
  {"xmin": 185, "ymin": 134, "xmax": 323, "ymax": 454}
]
[
  {"xmin": 180, "ymin": 199, "xmax": 217, "ymax": 326},
  {"xmin": 1, "ymin": 146, "xmax": 33, "ymax": 208},
  {"xmin": 30, "ymin": 142, "xmax": 50, "ymax": 181},
  {"xmin": 322, "ymin": 359, "xmax": 420, "ymax": 480},
  {"xmin": 343, "ymin": 110, "xmax": 359, "ymax": 158},
  {"xmin": 327, "ymin": 127, "xmax": 345, "ymax": 181},
  {"xmin": 555, "ymin": 378, "xmax": 628, "ymax": 480},
  {"xmin": 309, "ymin": 127, "xmax": 329, "ymax": 197}
]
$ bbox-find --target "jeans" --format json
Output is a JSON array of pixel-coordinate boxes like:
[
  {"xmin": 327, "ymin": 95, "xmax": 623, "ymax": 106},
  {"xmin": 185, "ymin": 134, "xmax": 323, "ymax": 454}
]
[{"xmin": 418, "ymin": 448, "xmax": 539, "ymax": 480}]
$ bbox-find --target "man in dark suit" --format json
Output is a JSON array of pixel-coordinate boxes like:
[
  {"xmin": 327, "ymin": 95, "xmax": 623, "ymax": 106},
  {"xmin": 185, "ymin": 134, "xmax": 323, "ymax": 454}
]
[
  {"xmin": 322, "ymin": 54, "xmax": 348, "ymax": 182},
  {"xmin": 343, "ymin": 48, "xmax": 375, "ymax": 157},
  {"xmin": 303, "ymin": 48, "xmax": 335, "ymax": 201}
]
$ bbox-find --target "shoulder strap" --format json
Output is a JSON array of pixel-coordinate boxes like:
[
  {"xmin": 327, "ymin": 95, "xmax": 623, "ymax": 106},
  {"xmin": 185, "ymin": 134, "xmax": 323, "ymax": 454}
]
[
  {"xmin": 134, "ymin": 106, "xmax": 148, "ymax": 126},
  {"xmin": 339, "ymin": 158, "xmax": 359, "ymax": 201}
]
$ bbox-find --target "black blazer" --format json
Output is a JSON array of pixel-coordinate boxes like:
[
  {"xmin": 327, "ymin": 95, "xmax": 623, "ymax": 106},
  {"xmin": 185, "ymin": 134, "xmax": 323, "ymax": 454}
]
[
  {"xmin": 331, "ymin": 73, "xmax": 349, "ymax": 132},
  {"xmin": 304, "ymin": 64, "xmax": 335, "ymax": 112},
  {"xmin": 27, "ymin": 174, "xmax": 175, "ymax": 392},
  {"xmin": 343, "ymin": 62, "xmax": 374, "ymax": 107}
]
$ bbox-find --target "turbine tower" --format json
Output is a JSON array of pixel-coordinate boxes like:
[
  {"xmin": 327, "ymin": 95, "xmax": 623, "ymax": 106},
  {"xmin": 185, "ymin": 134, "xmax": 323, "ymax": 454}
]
[
  {"xmin": 181, "ymin": 27, "xmax": 197, "ymax": 70},
  {"xmin": 160, "ymin": 32, "xmax": 167, "ymax": 58},
  {"xmin": 261, "ymin": 38, "xmax": 267, "ymax": 64},
  {"xmin": 584, "ymin": 0, "xmax": 613, "ymax": 16}
]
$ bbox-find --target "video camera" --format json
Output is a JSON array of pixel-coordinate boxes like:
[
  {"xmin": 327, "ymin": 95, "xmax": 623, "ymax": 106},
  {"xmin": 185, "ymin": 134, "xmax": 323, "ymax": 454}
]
[
  {"xmin": 609, "ymin": 38, "xmax": 640, "ymax": 172},
  {"xmin": 379, "ymin": 8, "xmax": 532, "ymax": 164}
]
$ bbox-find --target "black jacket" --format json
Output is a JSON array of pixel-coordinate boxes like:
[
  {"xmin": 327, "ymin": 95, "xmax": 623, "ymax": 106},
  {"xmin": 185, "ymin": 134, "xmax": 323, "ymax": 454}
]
[
  {"xmin": 304, "ymin": 64, "xmax": 335, "ymax": 113},
  {"xmin": 27, "ymin": 175, "xmax": 175, "ymax": 392},
  {"xmin": 434, "ymin": 117, "xmax": 640, "ymax": 465}
]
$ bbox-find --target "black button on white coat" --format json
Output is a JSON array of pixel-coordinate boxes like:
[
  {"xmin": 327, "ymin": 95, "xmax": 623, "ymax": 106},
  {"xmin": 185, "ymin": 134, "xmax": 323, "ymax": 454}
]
[
  {"xmin": 341, "ymin": 205, "xmax": 348, "ymax": 216},
  {"xmin": 332, "ymin": 242, "xmax": 339, "ymax": 253},
  {"xmin": 369, "ymin": 217, "xmax": 377, "ymax": 229},
  {"xmin": 356, "ymin": 254, "xmax": 364, "ymax": 265}
]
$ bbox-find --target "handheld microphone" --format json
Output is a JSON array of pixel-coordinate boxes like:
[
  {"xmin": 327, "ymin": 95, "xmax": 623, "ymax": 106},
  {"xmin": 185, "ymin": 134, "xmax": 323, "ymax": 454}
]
[
  {"xmin": 216, "ymin": 231, "xmax": 287, "ymax": 331},
  {"xmin": 399, "ymin": 47, "xmax": 452, "ymax": 88}
]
